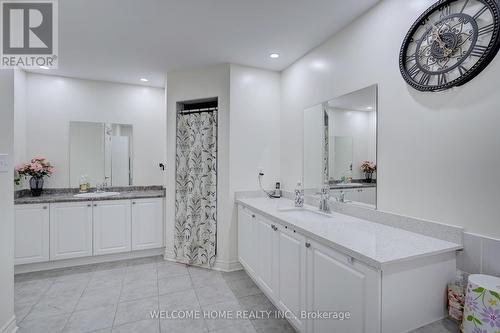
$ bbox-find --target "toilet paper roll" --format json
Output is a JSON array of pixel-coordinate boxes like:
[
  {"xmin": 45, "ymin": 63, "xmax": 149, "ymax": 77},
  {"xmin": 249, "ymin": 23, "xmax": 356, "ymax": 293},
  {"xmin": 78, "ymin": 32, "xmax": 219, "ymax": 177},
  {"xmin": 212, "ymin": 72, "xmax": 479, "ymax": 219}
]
[{"xmin": 462, "ymin": 274, "xmax": 500, "ymax": 333}]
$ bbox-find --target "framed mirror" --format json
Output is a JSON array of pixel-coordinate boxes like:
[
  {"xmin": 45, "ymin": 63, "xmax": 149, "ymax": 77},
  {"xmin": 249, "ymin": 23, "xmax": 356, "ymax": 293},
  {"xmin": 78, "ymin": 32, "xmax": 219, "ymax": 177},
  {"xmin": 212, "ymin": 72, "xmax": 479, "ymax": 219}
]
[
  {"xmin": 303, "ymin": 84, "xmax": 377, "ymax": 208},
  {"xmin": 69, "ymin": 121, "xmax": 133, "ymax": 187}
]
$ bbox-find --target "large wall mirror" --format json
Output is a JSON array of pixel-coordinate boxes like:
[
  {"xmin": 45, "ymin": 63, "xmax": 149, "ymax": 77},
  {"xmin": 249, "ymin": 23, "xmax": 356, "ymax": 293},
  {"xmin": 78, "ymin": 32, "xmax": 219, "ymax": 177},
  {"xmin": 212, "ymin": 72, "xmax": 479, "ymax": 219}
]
[
  {"xmin": 303, "ymin": 84, "xmax": 377, "ymax": 208},
  {"xmin": 69, "ymin": 121, "xmax": 133, "ymax": 187}
]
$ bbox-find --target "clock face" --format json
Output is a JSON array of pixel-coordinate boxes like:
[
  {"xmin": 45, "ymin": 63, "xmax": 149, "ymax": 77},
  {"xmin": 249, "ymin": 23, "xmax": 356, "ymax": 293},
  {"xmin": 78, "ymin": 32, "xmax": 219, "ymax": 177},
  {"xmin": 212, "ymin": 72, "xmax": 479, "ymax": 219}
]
[{"xmin": 400, "ymin": 0, "xmax": 500, "ymax": 91}]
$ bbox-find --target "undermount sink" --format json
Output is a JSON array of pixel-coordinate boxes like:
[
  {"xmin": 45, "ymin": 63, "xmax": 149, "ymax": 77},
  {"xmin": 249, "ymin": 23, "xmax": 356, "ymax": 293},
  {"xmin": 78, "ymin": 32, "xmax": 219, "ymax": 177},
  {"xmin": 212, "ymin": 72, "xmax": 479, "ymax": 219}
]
[
  {"xmin": 277, "ymin": 206, "xmax": 332, "ymax": 220},
  {"xmin": 74, "ymin": 192, "xmax": 120, "ymax": 198}
]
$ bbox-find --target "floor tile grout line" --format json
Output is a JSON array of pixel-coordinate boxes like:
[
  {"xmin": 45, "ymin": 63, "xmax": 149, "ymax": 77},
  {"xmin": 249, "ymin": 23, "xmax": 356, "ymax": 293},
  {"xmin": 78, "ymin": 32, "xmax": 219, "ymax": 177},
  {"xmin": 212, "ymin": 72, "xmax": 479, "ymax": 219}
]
[
  {"xmin": 187, "ymin": 264, "xmax": 211, "ymax": 333},
  {"xmin": 15, "ymin": 276, "xmax": 57, "ymax": 325},
  {"xmin": 60, "ymin": 265, "xmax": 98, "ymax": 333},
  {"xmin": 156, "ymin": 258, "xmax": 161, "ymax": 333}
]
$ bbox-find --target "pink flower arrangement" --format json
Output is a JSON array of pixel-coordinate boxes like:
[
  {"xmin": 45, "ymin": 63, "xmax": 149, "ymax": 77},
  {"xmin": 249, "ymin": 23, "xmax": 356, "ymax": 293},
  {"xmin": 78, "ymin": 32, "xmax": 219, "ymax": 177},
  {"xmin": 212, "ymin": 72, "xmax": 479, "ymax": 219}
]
[
  {"xmin": 15, "ymin": 157, "xmax": 54, "ymax": 184},
  {"xmin": 360, "ymin": 160, "xmax": 376, "ymax": 173}
]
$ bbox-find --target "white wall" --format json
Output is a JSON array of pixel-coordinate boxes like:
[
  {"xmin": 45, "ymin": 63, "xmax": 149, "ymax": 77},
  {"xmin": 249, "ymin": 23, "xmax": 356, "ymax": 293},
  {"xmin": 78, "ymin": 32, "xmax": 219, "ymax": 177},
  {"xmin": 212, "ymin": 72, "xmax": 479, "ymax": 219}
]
[
  {"xmin": 165, "ymin": 64, "xmax": 281, "ymax": 270},
  {"xmin": 22, "ymin": 73, "xmax": 165, "ymax": 187},
  {"xmin": 303, "ymin": 104, "xmax": 324, "ymax": 189},
  {"xmin": 229, "ymin": 64, "xmax": 281, "ymax": 192},
  {"xmin": 281, "ymin": 0, "xmax": 500, "ymax": 238},
  {"xmin": 14, "ymin": 70, "xmax": 27, "ymax": 175},
  {"xmin": 0, "ymin": 70, "xmax": 16, "ymax": 332}
]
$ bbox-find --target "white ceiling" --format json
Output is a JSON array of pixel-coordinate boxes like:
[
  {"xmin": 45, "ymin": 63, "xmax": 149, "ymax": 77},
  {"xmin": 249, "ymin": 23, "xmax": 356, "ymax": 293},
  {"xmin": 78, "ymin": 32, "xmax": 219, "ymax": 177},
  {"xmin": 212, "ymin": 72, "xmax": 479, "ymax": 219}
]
[{"xmin": 28, "ymin": 0, "xmax": 379, "ymax": 87}]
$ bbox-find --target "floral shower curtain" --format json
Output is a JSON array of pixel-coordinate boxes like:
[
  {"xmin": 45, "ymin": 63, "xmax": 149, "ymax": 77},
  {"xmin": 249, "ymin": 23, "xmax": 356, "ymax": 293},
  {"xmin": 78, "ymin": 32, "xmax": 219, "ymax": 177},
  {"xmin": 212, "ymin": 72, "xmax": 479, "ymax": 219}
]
[{"xmin": 174, "ymin": 110, "xmax": 217, "ymax": 267}]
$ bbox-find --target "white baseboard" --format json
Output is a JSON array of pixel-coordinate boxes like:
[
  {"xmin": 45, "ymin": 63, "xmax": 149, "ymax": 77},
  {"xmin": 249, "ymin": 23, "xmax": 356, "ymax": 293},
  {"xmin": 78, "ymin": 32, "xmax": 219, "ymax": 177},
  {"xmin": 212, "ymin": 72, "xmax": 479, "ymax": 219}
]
[
  {"xmin": 15, "ymin": 248, "xmax": 165, "ymax": 274},
  {"xmin": 0, "ymin": 316, "xmax": 17, "ymax": 333},
  {"xmin": 162, "ymin": 251, "xmax": 242, "ymax": 272}
]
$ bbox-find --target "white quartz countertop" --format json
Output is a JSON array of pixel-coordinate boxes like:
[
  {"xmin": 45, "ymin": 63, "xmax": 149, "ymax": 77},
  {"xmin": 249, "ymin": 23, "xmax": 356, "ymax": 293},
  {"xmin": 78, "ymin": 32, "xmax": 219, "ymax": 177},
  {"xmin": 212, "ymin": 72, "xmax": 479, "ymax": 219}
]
[{"xmin": 236, "ymin": 197, "xmax": 462, "ymax": 270}]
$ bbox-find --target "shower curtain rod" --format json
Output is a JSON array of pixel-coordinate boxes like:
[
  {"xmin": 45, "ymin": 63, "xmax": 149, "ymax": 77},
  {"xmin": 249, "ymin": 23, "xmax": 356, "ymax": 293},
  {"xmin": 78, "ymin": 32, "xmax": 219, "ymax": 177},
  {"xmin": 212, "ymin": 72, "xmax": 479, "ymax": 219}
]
[{"xmin": 178, "ymin": 107, "xmax": 218, "ymax": 115}]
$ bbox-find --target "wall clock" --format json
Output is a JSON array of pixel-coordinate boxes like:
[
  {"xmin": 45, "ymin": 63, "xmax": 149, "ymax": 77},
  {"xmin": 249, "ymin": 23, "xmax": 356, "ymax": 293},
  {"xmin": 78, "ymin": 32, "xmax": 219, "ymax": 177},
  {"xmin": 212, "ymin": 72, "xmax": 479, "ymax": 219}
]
[{"xmin": 400, "ymin": 0, "xmax": 500, "ymax": 92}]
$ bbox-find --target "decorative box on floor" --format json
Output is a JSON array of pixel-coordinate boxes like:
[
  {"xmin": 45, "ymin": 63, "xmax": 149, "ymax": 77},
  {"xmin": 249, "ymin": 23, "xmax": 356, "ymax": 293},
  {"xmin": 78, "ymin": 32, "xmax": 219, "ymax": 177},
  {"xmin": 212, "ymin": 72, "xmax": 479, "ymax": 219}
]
[{"xmin": 462, "ymin": 274, "xmax": 500, "ymax": 333}]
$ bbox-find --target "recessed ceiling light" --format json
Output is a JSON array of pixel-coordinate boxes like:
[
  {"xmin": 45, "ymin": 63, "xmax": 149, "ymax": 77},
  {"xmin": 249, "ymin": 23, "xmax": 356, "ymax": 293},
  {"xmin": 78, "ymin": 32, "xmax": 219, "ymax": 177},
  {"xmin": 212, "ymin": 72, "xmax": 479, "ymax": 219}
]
[
  {"xmin": 269, "ymin": 53, "xmax": 280, "ymax": 59},
  {"xmin": 140, "ymin": 78, "xmax": 149, "ymax": 82},
  {"xmin": 39, "ymin": 66, "xmax": 49, "ymax": 70}
]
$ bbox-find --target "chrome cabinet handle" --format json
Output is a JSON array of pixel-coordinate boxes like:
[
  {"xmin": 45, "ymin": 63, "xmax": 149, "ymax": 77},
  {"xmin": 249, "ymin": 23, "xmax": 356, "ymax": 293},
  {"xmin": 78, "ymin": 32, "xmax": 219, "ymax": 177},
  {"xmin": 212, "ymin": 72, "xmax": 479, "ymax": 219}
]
[
  {"xmin": 132, "ymin": 202, "xmax": 136, "ymax": 205},
  {"xmin": 347, "ymin": 256, "xmax": 354, "ymax": 264},
  {"xmin": 43, "ymin": 206, "xmax": 48, "ymax": 210},
  {"xmin": 251, "ymin": 214, "xmax": 255, "ymax": 218},
  {"xmin": 305, "ymin": 242, "xmax": 311, "ymax": 248},
  {"xmin": 87, "ymin": 204, "xmax": 91, "ymax": 207}
]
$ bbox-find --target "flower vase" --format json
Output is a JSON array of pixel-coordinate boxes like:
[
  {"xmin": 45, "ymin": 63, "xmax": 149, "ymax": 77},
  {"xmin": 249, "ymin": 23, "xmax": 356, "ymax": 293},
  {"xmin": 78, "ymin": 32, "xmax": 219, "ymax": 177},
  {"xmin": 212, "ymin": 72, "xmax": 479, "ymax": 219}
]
[
  {"xmin": 29, "ymin": 177, "xmax": 44, "ymax": 197},
  {"xmin": 364, "ymin": 172, "xmax": 373, "ymax": 183}
]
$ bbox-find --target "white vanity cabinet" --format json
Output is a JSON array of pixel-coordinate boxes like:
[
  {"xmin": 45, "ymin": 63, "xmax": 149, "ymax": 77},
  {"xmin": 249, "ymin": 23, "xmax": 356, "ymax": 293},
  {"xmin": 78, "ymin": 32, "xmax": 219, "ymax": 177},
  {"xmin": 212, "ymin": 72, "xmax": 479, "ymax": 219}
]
[
  {"xmin": 237, "ymin": 206, "xmax": 259, "ymax": 276},
  {"xmin": 15, "ymin": 196, "xmax": 165, "ymax": 266},
  {"xmin": 256, "ymin": 215, "xmax": 279, "ymax": 298},
  {"xmin": 276, "ymin": 225, "xmax": 308, "ymax": 332},
  {"xmin": 50, "ymin": 202, "xmax": 93, "ymax": 260},
  {"xmin": 306, "ymin": 239, "xmax": 380, "ymax": 333},
  {"xmin": 93, "ymin": 200, "xmax": 131, "ymax": 255},
  {"xmin": 14, "ymin": 204, "xmax": 50, "ymax": 265},
  {"xmin": 131, "ymin": 198, "xmax": 163, "ymax": 250}
]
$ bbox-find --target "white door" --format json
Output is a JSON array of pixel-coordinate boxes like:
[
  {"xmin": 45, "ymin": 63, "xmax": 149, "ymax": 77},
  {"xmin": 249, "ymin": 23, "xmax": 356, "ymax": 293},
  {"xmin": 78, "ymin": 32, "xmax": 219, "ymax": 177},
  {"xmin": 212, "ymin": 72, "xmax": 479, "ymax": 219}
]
[
  {"xmin": 277, "ymin": 226, "xmax": 307, "ymax": 332},
  {"xmin": 50, "ymin": 202, "xmax": 93, "ymax": 260},
  {"xmin": 306, "ymin": 239, "xmax": 381, "ymax": 333},
  {"xmin": 15, "ymin": 204, "xmax": 50, "ymax": 264},
  {"xmin": 93, "ymin": 200, "xmax": 131, "ymax": 255},
  {"xmin": 256, "ymin": 216, "xmax": 279, "ymax": 298},
  {"xmin": 237, "ymin": 206, "xmax": 258, "ymax": 276},
  {"xmin": 131, "ymin": 198, "xmax": 163, "ymax": 250}
]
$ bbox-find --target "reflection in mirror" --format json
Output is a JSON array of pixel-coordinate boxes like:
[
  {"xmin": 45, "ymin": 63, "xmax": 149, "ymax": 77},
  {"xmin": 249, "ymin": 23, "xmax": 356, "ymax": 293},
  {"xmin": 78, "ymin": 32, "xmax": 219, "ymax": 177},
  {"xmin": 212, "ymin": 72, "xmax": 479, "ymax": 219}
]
[
  {"xmin": 70, "ymin": 121, "xmax": 133, "ymax": 187},
  {"xmin": 303, "ymin": 85, "xmax": 377, "ymax": 208}
]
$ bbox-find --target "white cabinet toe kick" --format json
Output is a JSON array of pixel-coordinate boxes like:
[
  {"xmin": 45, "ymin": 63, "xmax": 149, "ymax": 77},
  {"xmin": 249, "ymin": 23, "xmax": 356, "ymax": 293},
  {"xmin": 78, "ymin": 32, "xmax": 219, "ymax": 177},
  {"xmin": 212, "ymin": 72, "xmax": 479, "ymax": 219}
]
[
  {"xmin": 15, "ymin": 198, "xmax": 164, "ymax": 272},
  {"xmin": 237, "ymin": 203, "xmax": 458, "ymax": 333}
]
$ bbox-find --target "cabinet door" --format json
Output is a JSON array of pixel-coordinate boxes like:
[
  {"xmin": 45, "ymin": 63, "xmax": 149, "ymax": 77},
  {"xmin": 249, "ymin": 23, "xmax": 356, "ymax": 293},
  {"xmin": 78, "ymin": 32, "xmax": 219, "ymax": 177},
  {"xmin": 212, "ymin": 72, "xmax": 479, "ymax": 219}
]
[
  {"xmin": 131, "ymin": 198, "xmax": 163, "ymax": 250},
  {"xmin": 256, "ymin": 216, "xmax": 279, "ymax": 298},
  {"xmin": 344, "ymin": 189, "xmax": 358, "ymax": 202},
  {"xmin": 15, "ymin": 204, "xmax": 50, "ymax": 264},
  {"xmin": 93, "ymin": 200, "xmax": 131, "ymax": 255},
  {"xmin": 277, "ymin": 226, "xmax": 307, "ymax": 332},
  {"xmin": 50, "ymin": 202, "xmax": 93, "ymax": 260},
  {"xmin": 306, "ymin": 240, "xmax": 381, "ymax": 333},
  {"xmin": 358, "ymin": 187, "xmax": 376, "ymax": 205},
  {"xmin": 237, "ymin": 206, "xmax": 258, "ymax": 276}
]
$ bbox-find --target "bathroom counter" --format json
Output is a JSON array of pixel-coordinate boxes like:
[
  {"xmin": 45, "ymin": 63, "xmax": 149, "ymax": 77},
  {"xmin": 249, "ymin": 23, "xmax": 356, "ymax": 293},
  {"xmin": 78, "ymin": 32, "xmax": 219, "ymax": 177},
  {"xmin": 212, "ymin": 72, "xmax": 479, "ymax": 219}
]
[
  {"xmin": 329, "ymin": 182, "xmax": 376, "ymax": 189},
  {"xmin": 236, "ymin": 197, "xmax": 461, "ymax": 270},
  {"xmin": 14, "ymin": 186, "xmax": 165, "ymax": 205}
]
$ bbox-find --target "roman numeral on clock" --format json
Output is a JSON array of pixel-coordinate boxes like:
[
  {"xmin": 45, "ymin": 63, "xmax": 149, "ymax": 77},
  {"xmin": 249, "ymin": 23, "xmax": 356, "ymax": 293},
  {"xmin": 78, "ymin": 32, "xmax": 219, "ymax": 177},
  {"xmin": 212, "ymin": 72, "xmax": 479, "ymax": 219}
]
[
  {"xmin": 471, "ymin": 44, "xmax": 488, "ymax": 57},
  {"xmin": 478, "ymin": 23, "xmax": 495, "ymax": 37},
  {"xmin": 458, "ymin": 65, "xmax": 468, "ymax": 76},
  {"xmin": 438, "ymin": 73, "xmax": 448, "ymax": 85},
  {"xmin": 473, "ymin": 5, "xmax": 488, "ymax": 20},
  {"xmin": 419, "ymin": 73, "xmax": 431, "ymax": 85},
  {"xmin": 408, "ymin": 64, "xmax": 421, "ymax": 77}
]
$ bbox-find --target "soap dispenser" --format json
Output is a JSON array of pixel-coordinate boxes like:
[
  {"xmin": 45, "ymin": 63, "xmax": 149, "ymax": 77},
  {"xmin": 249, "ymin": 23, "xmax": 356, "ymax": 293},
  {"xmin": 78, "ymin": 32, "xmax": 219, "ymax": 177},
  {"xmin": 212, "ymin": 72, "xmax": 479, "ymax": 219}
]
[{"xmin": 295, "ymin": 181, "xmax": 304, "ymax": 207}]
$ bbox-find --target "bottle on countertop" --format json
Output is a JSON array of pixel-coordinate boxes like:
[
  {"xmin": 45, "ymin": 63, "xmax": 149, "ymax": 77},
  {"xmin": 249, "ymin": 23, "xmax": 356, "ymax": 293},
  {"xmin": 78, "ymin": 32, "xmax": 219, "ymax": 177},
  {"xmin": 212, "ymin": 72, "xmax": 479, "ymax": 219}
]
[
  {"xmin": 79, "ymin": 175, "xmax": 89, "ymax": 193},
  {"xmin": 295, "ymin": 181, "xmax": 304, "ymax": 207},
  {"xmin": 274, "ymin": 182, "xmax": 282, "ymax": 198}
]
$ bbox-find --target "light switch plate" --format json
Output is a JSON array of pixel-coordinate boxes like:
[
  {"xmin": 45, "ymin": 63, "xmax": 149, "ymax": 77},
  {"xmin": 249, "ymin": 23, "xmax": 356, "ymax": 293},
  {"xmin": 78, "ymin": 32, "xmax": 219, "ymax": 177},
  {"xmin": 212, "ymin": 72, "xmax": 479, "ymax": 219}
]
[{"xmin": 0, "ymin": 154, "xmax": 10, "ymax": 173}]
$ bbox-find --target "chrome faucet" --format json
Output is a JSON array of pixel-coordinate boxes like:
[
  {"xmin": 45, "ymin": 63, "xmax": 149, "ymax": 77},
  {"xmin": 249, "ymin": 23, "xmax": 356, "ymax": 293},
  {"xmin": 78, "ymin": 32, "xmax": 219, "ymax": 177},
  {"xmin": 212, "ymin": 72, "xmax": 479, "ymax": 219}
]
[
  {"xmin": 96, "ymin": 177, "xmax": 110, "ymax": 193},
  {"xmin": 336, "ymin": 191, "xmax": 346, "ymax": 203},
  {"xmin": 319, "ymin": 184, "xmax": 331, "ymax": 213}
]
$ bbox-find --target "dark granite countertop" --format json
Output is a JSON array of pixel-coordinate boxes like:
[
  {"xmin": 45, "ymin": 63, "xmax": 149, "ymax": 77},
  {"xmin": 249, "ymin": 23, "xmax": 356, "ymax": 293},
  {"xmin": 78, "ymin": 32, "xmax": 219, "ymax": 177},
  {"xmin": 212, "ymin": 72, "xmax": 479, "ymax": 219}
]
[
  {"xmin": 14, "ymin": 186, "xmax": 165, "ymax": 205},
  {"xmin": 329, "ymin": 182, "xmax": 376, "ymax": 190}
]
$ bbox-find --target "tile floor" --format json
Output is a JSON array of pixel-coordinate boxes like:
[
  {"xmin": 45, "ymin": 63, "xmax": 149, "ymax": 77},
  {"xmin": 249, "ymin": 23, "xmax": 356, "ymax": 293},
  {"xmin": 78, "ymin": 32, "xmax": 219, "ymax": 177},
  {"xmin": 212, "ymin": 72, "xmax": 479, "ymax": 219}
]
[{"xmin": 14, "ymin": 255, "xmax": 461, "ymax": 333}]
